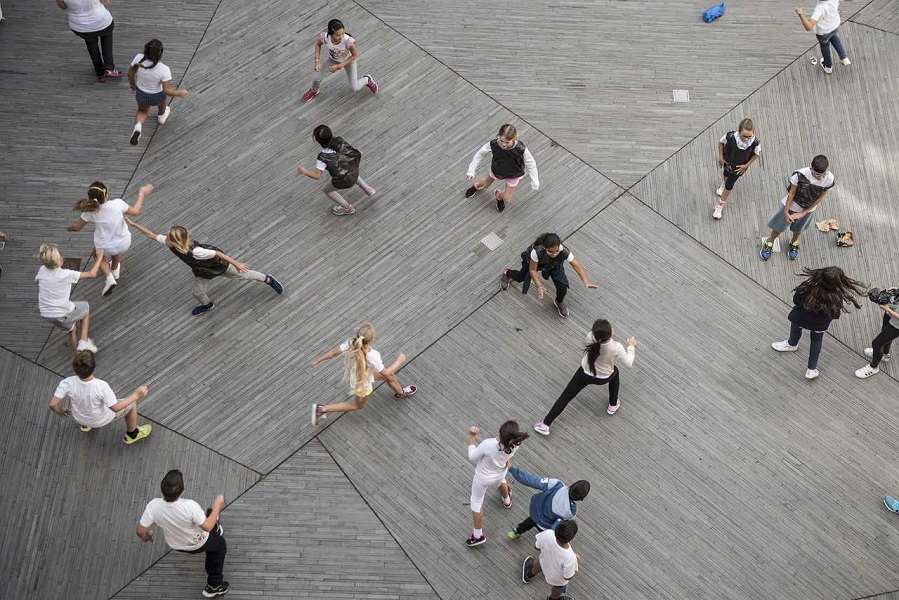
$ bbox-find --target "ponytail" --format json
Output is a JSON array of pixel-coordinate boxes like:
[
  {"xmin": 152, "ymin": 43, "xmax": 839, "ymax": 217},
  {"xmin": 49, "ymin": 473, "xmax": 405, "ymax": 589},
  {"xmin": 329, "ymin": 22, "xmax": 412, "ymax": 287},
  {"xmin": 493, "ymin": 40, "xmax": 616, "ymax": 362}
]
[
  {"xmin": 140, "ymin": 39, "xmax": 164, "ymax": 69},
  {"xmin": 585, "ymin": 319, "xmax": 613, "ymax": 374},
  {"xmin": 343, "ymin": 323, "xmax": 375, "ymax": 396},
  {"xmin": 498, "ymin": 420, "xmax": 529, "ymax": 454},
  {"xmin": 74, "ymin": 198, "xmax": 100, "ymax": 213}
]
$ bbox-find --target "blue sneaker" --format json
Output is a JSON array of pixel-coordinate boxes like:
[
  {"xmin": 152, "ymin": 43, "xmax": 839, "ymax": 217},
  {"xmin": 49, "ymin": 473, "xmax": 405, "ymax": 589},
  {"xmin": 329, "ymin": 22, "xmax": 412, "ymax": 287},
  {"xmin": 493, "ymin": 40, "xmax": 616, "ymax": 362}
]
[
  {"xmin": 265, "ymin": 274, "xmax": 283, "ymax": 294},
  {"xmin": 788, "ymin": 242, "xmax": 800, "ymax": 260},
  {"xmin": 759, "ymin": 241, "xmax": 773, "ymax": 261},
  {"xmin": 191, "ymin": 301, "xmax": 215, "ymax": 316},
  {"xmin": 884, "ymin": 496, "xmax": 899, "ymax": 513}
]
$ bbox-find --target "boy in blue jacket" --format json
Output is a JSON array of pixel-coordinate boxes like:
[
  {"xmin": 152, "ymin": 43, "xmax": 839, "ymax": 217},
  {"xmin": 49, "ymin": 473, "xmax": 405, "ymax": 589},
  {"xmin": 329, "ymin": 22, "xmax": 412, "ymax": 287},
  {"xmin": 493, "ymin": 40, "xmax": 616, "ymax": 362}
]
[{"xmin": 506, "ymin": 466, "xmax": 590, "ymax": 538}]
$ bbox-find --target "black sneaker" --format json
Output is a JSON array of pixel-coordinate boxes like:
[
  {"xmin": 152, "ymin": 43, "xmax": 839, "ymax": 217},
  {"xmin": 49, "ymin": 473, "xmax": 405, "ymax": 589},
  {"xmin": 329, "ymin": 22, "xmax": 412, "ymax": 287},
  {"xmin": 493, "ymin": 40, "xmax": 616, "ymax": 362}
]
[
  {"xmin": 129, "ymin": 129, "xmax": 141, "ymax": 145},
  {"xmin": 265, "ymin": 274, "xmax": 284, "ymax": 294},
  {"xmin": 465, "ymin": 533, "xmax": 486, "ymax": 547},
  {"xmin": 202, "ymin": 582, "xmax": 229, "ymax": 597},
  {"xmin": 494, "ymin": 190, "xmax": 506, "ymax": 212},
  {"xmin": 464, "ymin": 185, "xmax": 479, "ymax": 198},
  {"xmin": 522, "ymin": 556, "xmax": 535, "ymax": 582},
  {"xmin": 500, "ymin": 269, "xmax": 511, "ymax": 291},
  {"xmin": 191, "ymin": 301, "xmax": 215, "ymax": 316},
  {"xmin": 554, "ymin": 298, "xmax": 569, "ymax": 318}
]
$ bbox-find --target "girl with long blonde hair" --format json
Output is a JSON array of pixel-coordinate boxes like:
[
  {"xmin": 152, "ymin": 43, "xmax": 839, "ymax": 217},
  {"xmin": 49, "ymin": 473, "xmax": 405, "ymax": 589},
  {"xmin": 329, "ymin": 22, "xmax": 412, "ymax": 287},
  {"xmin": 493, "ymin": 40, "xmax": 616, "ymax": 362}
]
[
  {"xmin": 127, "ymin": 219, "xmax": 283, "ymax": 315},
  {"xmin": 310, "ymin": 323, "xmax": 416, "ymax": 425}
]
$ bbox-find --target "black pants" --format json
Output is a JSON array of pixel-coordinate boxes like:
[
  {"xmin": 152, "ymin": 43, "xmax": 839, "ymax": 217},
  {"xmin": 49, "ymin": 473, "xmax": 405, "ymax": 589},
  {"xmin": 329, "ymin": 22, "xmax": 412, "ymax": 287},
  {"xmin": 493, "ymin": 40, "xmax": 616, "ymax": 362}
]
[
  {"xmin": 181, "ymin": 526, "xmax": 226, "ymax": 586},
  {"xmin": 871, "ymin": 313, "xmax": 899, "ymax": 368},
  {"xmin": 72, "ymin": 21, "xmax": 115, "ymax": 76},
  {"xmin": 507, "ymin": 263, "xmax": 568, "ymax": 303},
  {"xmin": 516, "ymin": 516, "xmax": 539, "ymax": 534},
  {"xmin": 543, "ymin": 366, "xmax": 620, "ymax": 425},
  {"xmin": 722, "ymin": 164, "xmax": 742, "ymax": 191}
]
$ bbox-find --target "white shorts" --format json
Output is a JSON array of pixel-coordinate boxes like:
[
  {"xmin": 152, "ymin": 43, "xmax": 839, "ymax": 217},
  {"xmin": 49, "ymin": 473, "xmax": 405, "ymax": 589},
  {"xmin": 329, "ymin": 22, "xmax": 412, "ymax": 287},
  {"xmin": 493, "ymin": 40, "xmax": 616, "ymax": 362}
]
[
  {"xmin": 470, "ymin": 472, "xmax": 507, "ymax": 513},
  {"xmin": 97, "ymin": 235, "xmax": 132, "ymax": 256}
]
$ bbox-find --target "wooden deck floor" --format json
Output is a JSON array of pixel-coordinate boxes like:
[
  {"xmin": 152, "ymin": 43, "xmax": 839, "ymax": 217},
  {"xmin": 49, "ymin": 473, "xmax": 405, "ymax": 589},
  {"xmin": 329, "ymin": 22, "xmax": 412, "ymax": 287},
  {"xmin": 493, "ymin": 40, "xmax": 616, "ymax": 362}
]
[{"xmin": 2, "ymin": 0, "xmax": 899, "ymax": 598}]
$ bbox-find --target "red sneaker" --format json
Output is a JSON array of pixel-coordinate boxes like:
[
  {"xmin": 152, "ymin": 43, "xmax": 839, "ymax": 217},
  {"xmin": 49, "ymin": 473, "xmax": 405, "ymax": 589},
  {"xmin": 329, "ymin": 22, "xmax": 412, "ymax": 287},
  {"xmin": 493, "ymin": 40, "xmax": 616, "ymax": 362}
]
[
  {"xmin": 302, "ymin": 88, "xmax": 319, "ymax": 103},
  {"xmin": 364, "ymin": 75, "xmax": 379, "ymax": 94}
]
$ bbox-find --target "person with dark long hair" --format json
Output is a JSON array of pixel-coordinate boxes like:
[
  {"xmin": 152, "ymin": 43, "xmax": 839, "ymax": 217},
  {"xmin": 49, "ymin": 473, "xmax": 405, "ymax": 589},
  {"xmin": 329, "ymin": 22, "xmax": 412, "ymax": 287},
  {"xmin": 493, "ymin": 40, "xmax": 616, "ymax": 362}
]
[
  {"xmin": 301, "ymin": 19, "xmax": 378, "ymax": 103},
  {"xmin": 500, "ymin": 232, "xmax": 598, "ymax": 318},
  {"xmin": 127, "ymin": 39, "xmax": 188, "ymax": 145},
  {"xmin": 772, "ymin": 266, "xmax": 866, "ymax": 379},
  {"xmin": 56, "ymin": 0, "xmax": 121, "ymax": 83},
  {"xmin": 533, "ymin": 319, "xmax": 636, "ymax": 436},
  {"xmin": 465, "ymin": 420, "xmax": 529, "ymax": 547},
  {"xmin": 296, "ymin": 125, "xmax": 374, "ymax": 216}
]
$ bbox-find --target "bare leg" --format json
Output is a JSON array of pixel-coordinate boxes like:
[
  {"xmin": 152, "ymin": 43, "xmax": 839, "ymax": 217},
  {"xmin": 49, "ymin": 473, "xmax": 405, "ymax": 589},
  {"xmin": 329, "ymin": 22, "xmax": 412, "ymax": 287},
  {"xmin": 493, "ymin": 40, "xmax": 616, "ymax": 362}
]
[
  {"xmin": 790, "ymin": 232, "xmax": 801, "ymax": 244},
  {"xmin": 498, "ymin": 482, "xmax": 510, "ymax": 498},
  {"xmin": 125, "ymin": 402, "xmax": 138, "ymax": 431},
  {"xmin": 110, "ymin": 254, "xmax": 122, "ymax": 270},
  {"xmin": 156, "ymin": 99, "xmax": 168, "ymax": 116},
  {"xmin": 531, "ymin": 558, "xmax": 543, "ymax": 577},
  {"xmin": 765, "ymin": 230, "xmax": 779, "ymax": 244},
  {"xmin": 68, "ymin": 327, "xmax": 79, "ymax": 350},
  {"xmin": 96, "ymin": 250, "xmax": 111, "ymax": 277},
  {"xmin": 499, "ymin": 185, "xmax": 518, "ymax": 204},
  {"xmin": 474, "ymin": 176, "xmax": 493, "ymax": 191},
  {"xmin": 79, "ymin": 310, "xmax": 91, "ymax": 342},
  {"xmin": 473, "ymin": 510, "xmax": 483, "ymax": 530},
  {"xmin": 374, "ymin": 370, "xmax": 404, "ymax": 395},
  {"xmin": 320, "ymin": 395, "xmax": 369, "ymax": 416},
  {"xmin": 134, "ymin": 106, "xmax": 150, "ymax": 127}
]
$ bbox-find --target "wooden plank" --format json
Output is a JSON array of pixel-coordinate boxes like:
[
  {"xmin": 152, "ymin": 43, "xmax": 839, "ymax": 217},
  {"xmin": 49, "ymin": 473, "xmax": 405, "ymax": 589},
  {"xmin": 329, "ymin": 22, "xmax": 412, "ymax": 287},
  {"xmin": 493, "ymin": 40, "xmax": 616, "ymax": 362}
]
[
  {"xmin": 355, "ymin": 0, "xmax": 875, "ymax": 188},
  {"xmin": 28, "ymin": 0, "xmax": 622, "ymax": 473},
  {"xmin": 630, "ymin": 22, "xmax": 899, "ymax": 359},
  {"xmin": 320, "ymin": 195, "xmax": 899, "ymax": 599},
  {"xmin": 852, "ymin": 0, "xmax": 899, "ymax": 34},
  {"xmin": 112, "ymin": 440, "xmax": 438, "ymax": 600},
  {"xmin": 0, "ymin": 348, "xmax": 259, "ymax": 600}
]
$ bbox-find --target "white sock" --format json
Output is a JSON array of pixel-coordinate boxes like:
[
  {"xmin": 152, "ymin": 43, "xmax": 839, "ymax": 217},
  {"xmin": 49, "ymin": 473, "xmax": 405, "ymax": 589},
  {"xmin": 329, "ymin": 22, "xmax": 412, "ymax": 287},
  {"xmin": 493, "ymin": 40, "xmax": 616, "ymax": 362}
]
[
  {"xmin": 105, "ymin": 273, "xmax": 116, "ymax": 284},
  {"xmin": 134, "ymin": 123, "xmax": 142, "ymax": 132},
  {"xmin": 473, "ymin": 528, "xmax": 482, "ymax": 538}
]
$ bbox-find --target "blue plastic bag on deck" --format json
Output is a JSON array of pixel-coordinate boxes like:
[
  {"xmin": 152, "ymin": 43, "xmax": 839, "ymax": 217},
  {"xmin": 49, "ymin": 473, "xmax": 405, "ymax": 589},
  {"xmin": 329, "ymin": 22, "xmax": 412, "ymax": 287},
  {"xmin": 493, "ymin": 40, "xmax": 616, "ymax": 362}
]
[{"xmin": 702, "ymin": 1, "xmax": 725, "ymax": 23}]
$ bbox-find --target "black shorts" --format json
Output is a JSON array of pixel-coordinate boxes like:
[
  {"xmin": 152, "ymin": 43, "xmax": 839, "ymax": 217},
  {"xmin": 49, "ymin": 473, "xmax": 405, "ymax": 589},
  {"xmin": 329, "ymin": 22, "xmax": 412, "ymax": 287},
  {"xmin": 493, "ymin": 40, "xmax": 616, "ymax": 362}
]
[{"xmin": 722, "ymin": 164, "xmax": 742, "ymax": 191}]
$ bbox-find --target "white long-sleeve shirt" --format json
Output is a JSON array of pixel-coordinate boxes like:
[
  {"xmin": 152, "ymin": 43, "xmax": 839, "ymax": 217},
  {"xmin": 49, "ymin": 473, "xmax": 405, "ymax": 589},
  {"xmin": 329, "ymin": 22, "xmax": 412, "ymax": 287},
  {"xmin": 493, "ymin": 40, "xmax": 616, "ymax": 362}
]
[
  {"xmin": 468, "ymin": 438, "xmax": 517, "ymax": 479},
  {"xmin": 581, "ymin": 332, "xmax": 635, "ymax": 377},
  {"xmin": 466, "ymin": 141, "xmax": 540, "ymax": 190}
]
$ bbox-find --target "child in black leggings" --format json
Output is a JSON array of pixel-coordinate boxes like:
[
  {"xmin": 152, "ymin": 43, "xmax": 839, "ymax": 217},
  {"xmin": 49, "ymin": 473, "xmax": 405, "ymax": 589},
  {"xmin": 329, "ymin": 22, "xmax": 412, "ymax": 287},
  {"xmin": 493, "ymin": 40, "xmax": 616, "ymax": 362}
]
[{"xmin": 855, "ymin": 295, "xmax": 899, "ymax": 379}]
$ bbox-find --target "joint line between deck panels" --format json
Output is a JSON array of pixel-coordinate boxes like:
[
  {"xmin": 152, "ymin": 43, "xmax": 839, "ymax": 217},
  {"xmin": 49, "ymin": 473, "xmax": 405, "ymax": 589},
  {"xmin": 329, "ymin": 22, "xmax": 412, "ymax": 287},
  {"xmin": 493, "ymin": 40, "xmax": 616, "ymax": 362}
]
[
  {"xmin": 350, "ymin": 0, "xmax": 627, "ymax": 192},
  {"xmin": 2, "ymin": 344, "xmax": 66, "ymax": 378},
  {"xmin": 854, "ymin": 589, "xmax": 899, "ymax": 600},
  {"xmin": 317, "ymin": 436, "xmax": 445, "ymax": 600},
  {"xmin": 848, "ymin": 19, "xmax": 899, "ymax": 38},
  {"xmin": 621, "ymin": 190, "xmax": 899, "ymax": 388}
]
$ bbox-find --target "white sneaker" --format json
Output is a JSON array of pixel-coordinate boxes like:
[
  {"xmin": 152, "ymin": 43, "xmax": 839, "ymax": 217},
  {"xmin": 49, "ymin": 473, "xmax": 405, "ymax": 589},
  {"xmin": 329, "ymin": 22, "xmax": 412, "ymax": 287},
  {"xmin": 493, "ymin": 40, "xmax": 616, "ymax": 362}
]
[
  {"xmin": 158, "ymin": 106, "xmax": 171, "ymax": 124},
  {"xmin": 102, "ymin": 277, "xmax": 117, "ymax": 297},
  {"xmin": 772, "ymin": 340, "xmax": 799, "ymax": 352},
  {"xmin": 533, "ymin": 422, "xmax": 550, "ymax": 436},
  {"xmin": 363, "ymin": 186, "xmax": 376, "ymax": 197},
  {"xmin": 855, "ymin": 364, "xmax": 879, "ymax": 378},
  {"xmin": 712, "ymin": 204, "xmax": 723, "ymax": 220},
  {"xmin": 111, "ymin": 265, "xmax": 121, "ymax": 279},
  {"xmin": 841, "ymin": 57, "xmax": 851, "ymax": 66},
  {"xmin": 76, "ymin": 338, "xmax": 98, "ymax": 353},
  {"xmin": 715, "ymin": 184, "xmax": 724, "ymax": 197},
  {"xmin": 820, "ymin": 61, "xmax": 833, "ymax": 74},
  {"xmin": 805, "ymin": 369, "xmax": 819, "ymax": 379},
  {"xmin": 864, "ymin": 348, "xmax": 890, "ymax": 362}
]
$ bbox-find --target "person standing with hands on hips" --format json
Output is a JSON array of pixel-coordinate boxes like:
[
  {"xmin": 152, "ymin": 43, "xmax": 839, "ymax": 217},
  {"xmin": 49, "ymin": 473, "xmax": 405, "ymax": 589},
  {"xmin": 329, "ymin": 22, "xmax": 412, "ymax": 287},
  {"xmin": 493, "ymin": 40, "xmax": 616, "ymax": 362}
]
[{"xmin": 796, "ymin": 0, "xmax": 852, "ymax": 75}]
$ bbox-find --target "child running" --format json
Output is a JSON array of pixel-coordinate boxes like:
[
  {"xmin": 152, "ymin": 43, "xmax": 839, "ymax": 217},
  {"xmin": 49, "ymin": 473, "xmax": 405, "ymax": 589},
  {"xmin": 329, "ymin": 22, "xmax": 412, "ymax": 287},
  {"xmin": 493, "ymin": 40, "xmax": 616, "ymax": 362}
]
[
  {"xmin": 35, "ymin": 243, "xmax": 104, "ymax": 352},
  {"xmin": 48, "ymin": 350, "xmax": 151, "ymax": 442},
  {"xmin": 465, "ymin": 124, "xmax": 539, "ymax": 212},
  {"xmin": 713, "ymin": 118, "xmax": 760, "ymax": 220},
  {"xmin": 507, "ymin": 466, "xmax": 589, "ymax": 539},
  {"xmin": 296, "ymin": 125, "xmax": 374, "ymax": 216},
  {"xmin": 500, "ymin": 233, "xmax": 598, "ymax": 318},
  {"xmin": 127, "ymin": 39, "xmax": 188, "ymax": 145},
  {"xmin": 301, "ymin": 19, "xmax": 379, "ymax": 103},
  {"xmin": 534, "ymin": 319, "xmax": 636, "ymax": 436},
  {"xmin": 521, "ymin": 520, "xmax": 579, "ymax": 600},
  {"xmin": 310, "ymin": 323, "xmax": 416, "ymax": 425},
  {"xmin": 465, "ymin": 420, "xmax": 529, "ymax": 547},
  {"xmin": 67, "ymin": 182, "xmax": 153, "ymax": 296},
  {"xmin": 127, "ymin": 219, "xmax": 283, "ymax": 315}
]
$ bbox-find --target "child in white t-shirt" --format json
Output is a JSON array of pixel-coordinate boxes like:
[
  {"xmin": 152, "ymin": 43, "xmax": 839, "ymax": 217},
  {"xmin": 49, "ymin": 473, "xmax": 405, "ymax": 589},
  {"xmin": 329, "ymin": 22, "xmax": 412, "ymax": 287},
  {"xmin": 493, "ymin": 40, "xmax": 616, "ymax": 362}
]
[
  {"xmin": 310, "ymin": 323, "xmax": 416, "ymax": 425},
  {"xmin": 126, "ymin": 39, "xmax": 188, "ymax": 145},
  {"xmin": 522, "ymin": 520, "xmax": 579, "ymax": 600},
  {"xmin": 35, "ymin": 243, "xmax": 104, "ymax": 352},
  {"xmin": 796, "ymin": 0, "xmax": 851, "ymax": 74},
  {"xmin": 302, "ymin": 18, "xmax": 379, "ymax": 103},
  {"xmin": 465, "ymin": 420, "xmax": 529, "ymax": 547},
  {"xmin": 67, "ymin": 181, "xmax": 153, "ymax": 296},
  {"xmin": 48, "ymin": 349, "xmax": 151, "ymax": 442}
]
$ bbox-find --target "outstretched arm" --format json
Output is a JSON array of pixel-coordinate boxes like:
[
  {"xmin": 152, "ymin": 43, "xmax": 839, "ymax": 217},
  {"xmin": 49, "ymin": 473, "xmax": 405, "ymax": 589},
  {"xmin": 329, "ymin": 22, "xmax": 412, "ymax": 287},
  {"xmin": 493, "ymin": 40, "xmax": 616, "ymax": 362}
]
[
  {"xmin": 126, "ymin": 218, "xmax": 159, "ymax": 240},
  {"xmin": 569, "ymin": 258, "xmax": 598, "ymax": 289},
  {"xmin": 124, "ymin": 184, "xmax": 153, "ymax": 216},
  {"xmin": 213, "ymin": 250, "xmax": 247, "ymax": 273},
  {"xmin": 509, "ymin": 466, "xmax": 548, "ymax": 490},
  {"xmin": 310, "ymin": 346, "xmax": 342, "ymax": 367},
  {"xmin": 66, "ymin": 218, "xmax": 87, "ymax": 232},
  {"xmin": 523, "ymin": 147, "xmax": 539, "ymax": 190}
]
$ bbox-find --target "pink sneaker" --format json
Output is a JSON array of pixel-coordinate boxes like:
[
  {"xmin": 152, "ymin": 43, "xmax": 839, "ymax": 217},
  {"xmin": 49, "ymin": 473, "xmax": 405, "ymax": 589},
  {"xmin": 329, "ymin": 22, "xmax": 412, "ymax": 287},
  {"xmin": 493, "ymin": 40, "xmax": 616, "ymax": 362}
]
[
  {"xmin": 364, "ymin": 75, "xmax": 379, "ymax": 94},
  {"xmin": 607, "ymin": 403, "xmax": 620, "ymax": 415},
  {"xmin": 332, "ymin": 204, "xmax": 356, "ymax": 216},
  {"xmin": 302, "ymin": 88, "xmax": 319, "ymax": 103}
]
